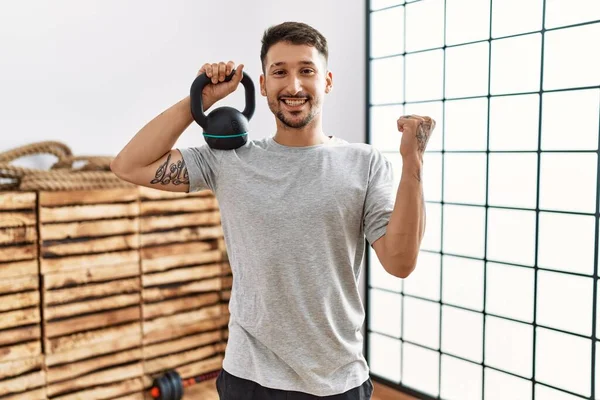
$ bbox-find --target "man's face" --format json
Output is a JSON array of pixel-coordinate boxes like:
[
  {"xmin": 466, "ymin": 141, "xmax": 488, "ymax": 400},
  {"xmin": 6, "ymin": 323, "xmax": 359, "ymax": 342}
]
[{"xmin": 260, "ymin": 42, "xmax": 333, "ymax": 129}]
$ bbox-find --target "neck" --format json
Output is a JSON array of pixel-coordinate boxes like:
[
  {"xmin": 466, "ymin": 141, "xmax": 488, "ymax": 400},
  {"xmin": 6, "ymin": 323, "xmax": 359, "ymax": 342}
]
[{"xmin": 272, "ymin": 116, "xmax": 330, "ymax": 147}]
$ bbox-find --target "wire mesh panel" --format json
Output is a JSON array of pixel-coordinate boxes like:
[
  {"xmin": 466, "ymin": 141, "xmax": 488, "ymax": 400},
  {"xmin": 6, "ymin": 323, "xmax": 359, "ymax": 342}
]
[{"xmin": 366, "ymin": 0, "xmax": 600, "ymax": 398}]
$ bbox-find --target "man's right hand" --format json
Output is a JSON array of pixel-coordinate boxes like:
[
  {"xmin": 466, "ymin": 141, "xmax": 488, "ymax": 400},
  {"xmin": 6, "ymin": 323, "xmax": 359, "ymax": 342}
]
[{"xmin": 198, "ymin": 61, "xmax": 245, "ymax": 107}]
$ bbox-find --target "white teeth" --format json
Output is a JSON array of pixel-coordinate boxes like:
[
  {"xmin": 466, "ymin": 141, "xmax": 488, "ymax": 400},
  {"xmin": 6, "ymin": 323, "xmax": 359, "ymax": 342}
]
[{"xmin": 283, "ymin": 99, "xmax": 306, "ymax": 106}]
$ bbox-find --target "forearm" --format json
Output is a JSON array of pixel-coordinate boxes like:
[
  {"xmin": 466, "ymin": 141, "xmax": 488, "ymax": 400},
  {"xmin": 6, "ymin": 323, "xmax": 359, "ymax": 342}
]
[
  {"xmin": 112, "ymin": 96, "xmax": 214, "ymax": 169},
  {"xmin": 384, "ymin": 156, "xmax": 426, "ymax": 277}
]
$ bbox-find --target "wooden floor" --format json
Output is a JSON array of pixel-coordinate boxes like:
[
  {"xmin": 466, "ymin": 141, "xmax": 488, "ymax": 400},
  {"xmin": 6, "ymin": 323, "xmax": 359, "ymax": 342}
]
[
  {"xmin": 371, "ymin": 381, "xmax": 417, "ymax": 400},
  {"xmin": 184, "ymin": 378, "xmax": 417, "ymax": 399}
]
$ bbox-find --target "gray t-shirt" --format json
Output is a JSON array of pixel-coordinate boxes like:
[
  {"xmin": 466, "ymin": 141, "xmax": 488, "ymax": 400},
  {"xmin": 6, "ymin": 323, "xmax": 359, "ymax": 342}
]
[{"xmin": 179, "ymin": 135, "xmax": 394, "ymax": 396}]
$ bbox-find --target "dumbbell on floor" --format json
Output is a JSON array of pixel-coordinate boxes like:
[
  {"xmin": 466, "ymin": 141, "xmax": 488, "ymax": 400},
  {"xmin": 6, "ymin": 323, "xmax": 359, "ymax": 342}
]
[{"xmin": 150, "ymin": 369, "xmax": 221, "ymax": 400}]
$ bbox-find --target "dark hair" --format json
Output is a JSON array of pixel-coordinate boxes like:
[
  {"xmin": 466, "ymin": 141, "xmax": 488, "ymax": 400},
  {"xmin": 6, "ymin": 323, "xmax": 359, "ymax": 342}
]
[{"xmin": 260, "ymin": 21, "xmax": 328, "ymax": 73}]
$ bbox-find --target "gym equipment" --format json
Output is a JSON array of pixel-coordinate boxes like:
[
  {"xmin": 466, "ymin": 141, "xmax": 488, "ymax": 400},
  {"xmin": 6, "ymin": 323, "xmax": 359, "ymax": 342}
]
[
  {"xmin": 190, "ymin": 69, "xmax": 255, "ymax": 150},
  {"xmin": 150, "ymin": 369, "xmax": 220, "ymax": 400}
]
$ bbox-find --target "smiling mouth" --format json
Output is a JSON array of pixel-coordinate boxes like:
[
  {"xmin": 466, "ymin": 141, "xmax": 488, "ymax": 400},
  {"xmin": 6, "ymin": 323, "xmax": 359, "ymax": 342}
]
[{"xmin": 281, "ymin": 98, "xmax": 308, "ymax": 107}]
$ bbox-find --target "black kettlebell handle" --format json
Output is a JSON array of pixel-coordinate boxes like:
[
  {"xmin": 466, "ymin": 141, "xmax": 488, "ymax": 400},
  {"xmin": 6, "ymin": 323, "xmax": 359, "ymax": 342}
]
[{"xmin": 190, "ymin": 69, "xmax": 255, "ymax": 129}]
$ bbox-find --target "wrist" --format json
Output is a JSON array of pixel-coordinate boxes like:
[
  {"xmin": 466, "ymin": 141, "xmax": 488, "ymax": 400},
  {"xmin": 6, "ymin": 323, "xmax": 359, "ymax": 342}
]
[
  {"xmin": 178, "ymin": 96, "xmax": 195, "ymax": 124},
  {"xmin": 402, "ymin": 154, "xmax": 423, "ymax": 182},
  {"xmin": 402, "ymin": 153, "xmax": 423, "ymax": 167}
]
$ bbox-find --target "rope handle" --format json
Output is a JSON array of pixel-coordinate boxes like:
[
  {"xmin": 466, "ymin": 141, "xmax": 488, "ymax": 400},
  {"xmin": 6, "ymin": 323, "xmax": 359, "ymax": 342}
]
[
  {"xmin": 0, "ymin": 141, "xmax": 72, "ymax": 164},
  {"xmin": 0, "ymin": 141, "xmax": 73, "ymax": 179},
  {"xmin": 0, "ymin": 141, "xmax": 114, "ymax": 179},
  {"xmin": 0, "ymin": 141, "xmax": 128, "ymax": 191},
  {"xmin": 51, "ymin": 155, "xmax": 113, "ymax": 171}
]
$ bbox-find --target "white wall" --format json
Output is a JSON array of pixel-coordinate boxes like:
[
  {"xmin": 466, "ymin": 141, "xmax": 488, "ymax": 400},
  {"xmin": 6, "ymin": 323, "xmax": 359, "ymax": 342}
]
[
  {"xmin": 0, "ymin": 0, "xmax": 366, "ymax": 154},
  {"xmin": 0, "ymin": 0, "xmax": 369, "ymax": 331}
]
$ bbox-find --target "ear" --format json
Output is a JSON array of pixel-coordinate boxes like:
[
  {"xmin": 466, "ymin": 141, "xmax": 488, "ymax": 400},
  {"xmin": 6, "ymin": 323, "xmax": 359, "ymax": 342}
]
[
  {"xmin": 325, "ymin": 71, "xmax": 333, "ymax": 94},
  {"xmin": 259, "ymin": 74, "xmax": 267, "ymax": 97}
]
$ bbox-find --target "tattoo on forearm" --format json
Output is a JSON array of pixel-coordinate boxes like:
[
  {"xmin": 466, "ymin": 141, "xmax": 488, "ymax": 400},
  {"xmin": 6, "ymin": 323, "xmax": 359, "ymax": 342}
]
[
  {"xmin": 151, "ymin": 154, "xmax": 189, "ymax": 185},
  {"xmin": 416, "ymin": 124, "xmax": 431, "ymax": 154}
]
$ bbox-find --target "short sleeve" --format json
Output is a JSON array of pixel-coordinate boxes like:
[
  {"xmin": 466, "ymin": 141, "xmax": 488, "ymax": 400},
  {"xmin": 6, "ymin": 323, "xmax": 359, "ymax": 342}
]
[
  {"xmin": 363, "ymin": 150, "xmax": 395, "ymax": 246},
  {"xmin": 178, "ymin": 145, "xmax": 223, "ymax": 192}
]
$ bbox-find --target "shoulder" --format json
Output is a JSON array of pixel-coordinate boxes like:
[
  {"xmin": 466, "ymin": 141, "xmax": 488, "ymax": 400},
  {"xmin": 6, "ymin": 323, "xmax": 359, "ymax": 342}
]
[
  {"xmin": 332, "ymin": 139, "xmax": 388, "ymax": 163},
  {"xmin": 226, "ymin": 137, "xmax": 270, "ymax": 156}
]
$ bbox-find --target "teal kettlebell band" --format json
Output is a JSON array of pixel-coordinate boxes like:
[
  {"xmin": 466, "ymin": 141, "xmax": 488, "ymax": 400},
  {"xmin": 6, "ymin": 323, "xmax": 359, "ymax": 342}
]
[{"xmin": 203, "ymin": 132, "xmax": 248, "ymax": 139}]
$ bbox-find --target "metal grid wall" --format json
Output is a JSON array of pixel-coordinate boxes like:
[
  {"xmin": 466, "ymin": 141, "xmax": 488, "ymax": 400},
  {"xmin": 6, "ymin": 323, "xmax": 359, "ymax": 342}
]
[{"xmin": 365, "ymin": 0, "xmax": 600, "ymax": 399}]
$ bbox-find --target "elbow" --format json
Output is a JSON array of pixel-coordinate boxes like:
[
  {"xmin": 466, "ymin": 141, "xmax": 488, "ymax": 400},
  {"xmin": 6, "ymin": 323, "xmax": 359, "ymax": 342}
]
[
  {"xmin": 384, "ymin": 253, "xmax": 418, "ymax": 279},
  {"xmin": 378, "ymin": 234, "xmax": 422, "ymax": 279},
  {"xmin": 109, "ymin": 156, "xmax": 128, "ymax": 180},
  {"xmin": 386, "ymin": 262, "xmax": 416, "ymax": 279},
  {"xmin": 109, "ymin": 157, "xmax": 122, "ymax": 176},
  {"xmin": 109, "ymin": 158, "xmax": 118, "ymax": 174}
]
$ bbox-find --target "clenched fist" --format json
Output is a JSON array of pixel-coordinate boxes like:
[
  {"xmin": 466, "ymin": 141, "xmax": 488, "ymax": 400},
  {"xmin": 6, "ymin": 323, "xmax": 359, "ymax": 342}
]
[
  {"xmin": 397, "ymin": 114, "xmax": 436, "ymax": 161},
  {"xmin": 197, "ymin": 61, "xmax": 245, "ymax": 108}
]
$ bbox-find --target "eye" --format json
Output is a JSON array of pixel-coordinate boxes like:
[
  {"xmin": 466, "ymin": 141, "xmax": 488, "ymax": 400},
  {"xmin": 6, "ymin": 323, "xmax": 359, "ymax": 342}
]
[
  {"xmin": 302, "ymin": 68, "xmax": 315, "ymax": 74},
  {"xmin": 273, "ymin": 70, "xmax": 285, "ymax": 76}
]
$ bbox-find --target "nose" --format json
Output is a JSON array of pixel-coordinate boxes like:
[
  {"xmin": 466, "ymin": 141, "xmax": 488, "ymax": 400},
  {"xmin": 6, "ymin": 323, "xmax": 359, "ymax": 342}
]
[{"xmin": 286, "ymin": 75, "xmax": 302, "ymax": 95}]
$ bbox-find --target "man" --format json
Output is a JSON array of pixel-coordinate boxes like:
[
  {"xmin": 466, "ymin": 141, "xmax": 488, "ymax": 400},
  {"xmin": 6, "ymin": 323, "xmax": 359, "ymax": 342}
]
[{"xmin": 111, "ymin": 21, "xmax": 434, "ymax": 400}]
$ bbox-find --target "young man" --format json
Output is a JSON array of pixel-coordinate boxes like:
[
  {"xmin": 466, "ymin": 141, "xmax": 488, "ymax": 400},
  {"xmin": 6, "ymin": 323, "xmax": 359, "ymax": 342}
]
[{"xmin": 111, "ymin": 21, "xmax": 434, "ymax": 400}]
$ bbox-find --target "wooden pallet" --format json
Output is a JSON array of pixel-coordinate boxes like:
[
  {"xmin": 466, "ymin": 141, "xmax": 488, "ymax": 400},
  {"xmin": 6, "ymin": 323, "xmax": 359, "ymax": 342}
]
[
  {"xmin": 0, "ymin": 192, "xmax": 46, "ymax": 399},
  {"xmin": 39, "ymin": 189, "xmax": 144, "ymax": 399},
  {"xmin": 138, "ymin": 187, "xmax": 229, "ymax": 393}
]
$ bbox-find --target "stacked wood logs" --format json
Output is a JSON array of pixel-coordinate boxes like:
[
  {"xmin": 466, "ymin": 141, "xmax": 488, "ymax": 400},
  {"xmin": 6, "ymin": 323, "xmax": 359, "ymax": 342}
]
[
  {"xmin": 39, "ymin": 189, "xmax": 144, "ymax": 399},
  {"xmin": 0, "ymin": 187, "xmax": 229, "ymax": 400},
  {"xmin": 0, "ymin": 192, "xmax": 45, "ymax": 399},
  {"xmin": 137, "ymin": 187, "xmax": 229, "ymax": 392}
]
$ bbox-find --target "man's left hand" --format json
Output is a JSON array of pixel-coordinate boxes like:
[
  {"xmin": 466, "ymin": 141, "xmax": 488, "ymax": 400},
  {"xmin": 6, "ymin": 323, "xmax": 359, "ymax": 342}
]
[{"xmin": 397, "ymin": 115, "xmax": 436, "ymax": 162}]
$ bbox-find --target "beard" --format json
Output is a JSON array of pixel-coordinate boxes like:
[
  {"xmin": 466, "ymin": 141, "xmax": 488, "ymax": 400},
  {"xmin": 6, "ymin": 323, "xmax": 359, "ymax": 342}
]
[
  {"xmin": 275, "ymin": 108, "xmax": 317, "ymax": 128},
  {"xmin": 267, "ymin": 94, "xmax": 319, "ymax": 129}
]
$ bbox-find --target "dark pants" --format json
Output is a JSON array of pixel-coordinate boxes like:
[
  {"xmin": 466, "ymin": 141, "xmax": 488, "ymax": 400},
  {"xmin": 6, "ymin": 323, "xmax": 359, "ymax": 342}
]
[{"xmin": 216, "ymin": 368, "xmax": 373, "ymax": 399}]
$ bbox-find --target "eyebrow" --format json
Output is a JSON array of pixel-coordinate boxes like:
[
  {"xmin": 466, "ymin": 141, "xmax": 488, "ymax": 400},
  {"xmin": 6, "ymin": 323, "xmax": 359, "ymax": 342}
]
[{"xmin": 269, "ymin": 61, "xmax": 317, "ymax": 69}]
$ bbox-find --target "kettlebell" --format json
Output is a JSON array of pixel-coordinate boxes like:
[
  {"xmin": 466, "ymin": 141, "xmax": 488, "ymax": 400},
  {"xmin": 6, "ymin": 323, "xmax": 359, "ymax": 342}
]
[{"xmin": 190, "ymin": 69, "xmax": 255, "ymax": 150}]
